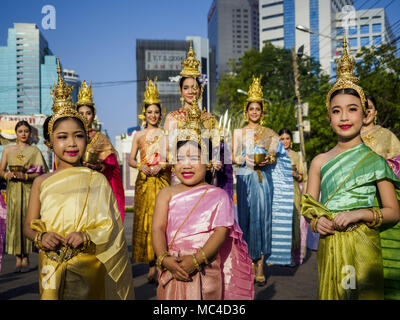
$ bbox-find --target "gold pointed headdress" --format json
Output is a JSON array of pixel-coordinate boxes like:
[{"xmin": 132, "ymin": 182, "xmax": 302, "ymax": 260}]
[
  {"xmin": 77, "ymin": 80, "xmax": 96, "ymax": 114},
  {"xmin": 244, "ymin": 75, "xmax": 265, "ymax": 116},
  {"xmin": 180, "ymin": 40, "xmax": 201, "ymax": 78},
  {"xmin": 139, "ymin": 77, "xmax": 164, "ymax": 127},
  {"xmin": 326, "ymin": 35, "xmax": 366, "ymax": 112},
  {"xmin": 47, "ymin": 57, "xmax": 89, "ymax": 145}
]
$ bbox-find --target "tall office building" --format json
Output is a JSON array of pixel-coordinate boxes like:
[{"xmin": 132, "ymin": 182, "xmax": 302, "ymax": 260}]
[
  {"xmin": 259, "ymin": 0, "xmax": 353, "ymax": 75},
  {"xmin": 208, "ymin": 0, "xmax": 260, "ymax": 77},
  {"xmin": 136, "ymin": 37, "xmax": 211, "ymax": 120},
  {"xmin": 333, "ymin": 8, "xmax": 395, "ymax": 58},
  {"xmin": 63, "ymin": 68, "xmax": 81, "ymax": 105},
  {"xmin": 0, "ymin": 23, "xmax": 79, "ymax": 116}
]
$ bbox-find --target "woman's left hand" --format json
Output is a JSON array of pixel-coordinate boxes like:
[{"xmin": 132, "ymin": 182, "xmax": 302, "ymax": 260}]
[
  {"xmin": 13, "ymin": 171, "xmax": 24, "ymax": 180},
  {"xmin": 65, "ymin": 232, "xmax": 84, "ymax": 248},
  {"xmin": 150, "ymin": 164, "xmax": 162, "ymax": 176},
  {"xmin": 212, "ymin": 160, "xmax": 222, "ymax": 171},
  {"xmin": 332, "ymin": 211, "xmax": 362, "ymax": 230},
  {"xmin": 176, "ymin": 255, "xmax": 197, "ymax": 274}
]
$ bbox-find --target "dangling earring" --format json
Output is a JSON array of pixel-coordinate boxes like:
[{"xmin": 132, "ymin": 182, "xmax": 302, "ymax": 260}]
[
  {"xmin": 374, "ymin": 115, "xmax": 377, "ymax": 125},
  {"xmin": 243, "ymin": 112, "xmax": 249, "ymax": 122},
  {"xmin": 206, "ymin": 162, "xmax": 212, "ymax": 170},
  {"xmin": 260, "ymin": 118, "xmax": 265, "ymax": 126},
  {"xmin": 180, "ymin": 97, "xmax": 185, "ymax": 108},
  {"xmin": 290, "ymin": 142, "xmax": 293, "ymax": 149}
]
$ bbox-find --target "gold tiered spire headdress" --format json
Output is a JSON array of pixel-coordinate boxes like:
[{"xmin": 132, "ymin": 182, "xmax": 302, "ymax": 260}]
[
  {"xmin": 77, "ymin": 80, "xmax": 96, "ymax": 114},
  {"xmin": 180, "ymin": 40, "xmax": 201, "ymax": 78},
  {"xmin": 139, "ymin": 77, "xmax": 164, "ymax": 127},
  {"xmin": 47, "ymin": 57, "xmax": 89, "ymax": 145},
  {"xmin": 244, "ymin": 75, "xmax": 265, "ymax": 119},
  {"xmin": 326, "ymin": 35, "xmax": 366, "ymax": 112}
]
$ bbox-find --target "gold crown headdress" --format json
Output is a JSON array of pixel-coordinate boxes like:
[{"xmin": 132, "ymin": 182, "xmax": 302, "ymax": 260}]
[
  {"xmin": 139, "ymin": 77, "xmax": 165, "ymax": 127},
  {"xmin": 180, "ymin": 40, "xmax": 201, "ymax": 78},
  {"xmin": 47, "ymin": 57, "xmax": 89, "ymax": 146},
  {"xmin": 76, "ymin": 80, "xmax": 96, "ymax": 114},
  {"xmin": 243, "ymin": 75, "xmax": 265, "ymax": 120},
  {"xmin": 326, "ymin": 35, "xmax": 366, "ymax": 113}
]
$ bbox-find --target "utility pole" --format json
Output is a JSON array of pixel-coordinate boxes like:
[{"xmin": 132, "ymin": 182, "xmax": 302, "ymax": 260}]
[{"xmin": 291, "ymin": 46, "xmax": 306, "ymax": 163}]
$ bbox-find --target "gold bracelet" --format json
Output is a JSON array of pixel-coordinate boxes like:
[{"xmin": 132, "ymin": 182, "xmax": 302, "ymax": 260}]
[
  {"xmin": 199, "ymin": 248, "xmax": 208, "ymax": 265},
  {"xmin": 34, "ymin": 232, "xmax": 47, "ymax": 251},
  {"xmin": 137, "ymin": 163, "xmax": 142, "ymax": 171},
  {"xmin": 3, "ymin": 173, "xmax": 7, "ymax": 180},
  {"xmin": 192, "ymin": 253, "xmax": 201, "ymax": 271},
  {"xmin": 81, "ymin": 231, "xmax": 90, "ymax": 251},
  {"xmin": 160, "ymin": 163, "xmax": 167, "ymax": 170},
  {"xmin": 374, "ymin": 208, "xmax": 383, "ymax": 228},
  {"xmin": 99, "ymin": 164, "xmax": 105, "ymax": 172},
  {"xmin": 156, "ymin": 251, "xmax": 169, "ymax": 271},
  {"xmin": 366, "ymin": 208, "xmax": 378, "ymax": 228},
  {"xmin": 24, "ymin": 173, "xmax": 28, "ymax": 181}
]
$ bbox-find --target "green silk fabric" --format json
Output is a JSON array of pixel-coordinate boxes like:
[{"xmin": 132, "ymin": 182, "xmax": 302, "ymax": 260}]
[{"xmin": 302, "ymin": 144, "xmax": 400, "ymax": 300}]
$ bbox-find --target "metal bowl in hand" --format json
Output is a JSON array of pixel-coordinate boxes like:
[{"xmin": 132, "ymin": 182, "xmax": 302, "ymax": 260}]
[
  {"xmin": 82, "ymin": 151, "xmax": 98, "ymax": 164},
  {"xmin": 9, "ymin": 165, "xmax": 25, "ymax": 172},
  {"xmin": 252, "ymin": 153, "xmax": 267, "ymax": 165}
]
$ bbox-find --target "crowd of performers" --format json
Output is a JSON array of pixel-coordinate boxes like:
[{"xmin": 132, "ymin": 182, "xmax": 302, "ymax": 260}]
[{"xmin": 0, "ymin": 37, "xmax": 399, "ymax": 300}]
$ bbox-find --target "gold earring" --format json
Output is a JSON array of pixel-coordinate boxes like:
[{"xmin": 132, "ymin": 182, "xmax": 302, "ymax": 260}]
[
  {"xmin": 374, "ymin": 115, "xmax": 377, "ymax": 125},
  {"xmin": 290, "ymin": 142, "xmax": 293, "ymax": 149},
  {"xmin": 180, "ymin": 97, "xmax": 185, "ymax": 107},
  {"xmin": 243, "ymin": 112, "xmax": 249, "ymax": 122}
]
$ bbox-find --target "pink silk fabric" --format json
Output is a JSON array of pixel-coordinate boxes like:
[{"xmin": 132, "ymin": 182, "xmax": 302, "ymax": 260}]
[
  {"xmin": 157, "ymin": 185, "xmax": 254, "ymax": 300},
  {"xmin": 387, "ymin": 155, "xmax": 400, "ymax": 179},
  {"xmin": 102, "ymin": 153, "xmax": 126, "ymax": 222}
]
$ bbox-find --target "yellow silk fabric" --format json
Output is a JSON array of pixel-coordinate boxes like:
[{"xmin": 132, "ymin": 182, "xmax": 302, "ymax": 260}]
[
  {"xmin": 87, "ymin": 131, "xmax": 119, "ymax": 162},
  {"xmin": 5, "ymin": 145, "xmax": 48, "ymax": 255},
  {"xmin": 361, "ymin": 125, "xmax": 400, "ymax": 159},
  {"xmin": 132, "ymin": 169, "xmax": 170, "ymax": 263},
  {"xmin": 302, "ymin": 194, "xmax": 384, "ymax": 300},
  {"xmin": 31, "ymin": 167, "xmax": 134, "ymax": 300}
]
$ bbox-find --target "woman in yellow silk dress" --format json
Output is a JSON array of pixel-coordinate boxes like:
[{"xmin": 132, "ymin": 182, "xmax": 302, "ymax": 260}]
[
  {"xmin": 302, "ymin": 38, "xmax": 400, "ymax": 300},
  {"xmin": 0, "ymin": 120, "xmax": 48, "ymax": 272},
  {"xmin": 23, "ymin": 60, "xmax": 134, "ymax": 300},
  {"xmin": 279, "ymin": 128, "xmax": 308, "ymax": 265},
  {"xmin": 129, "ymin": 78, "xmax": 170, "ymax": 283}
]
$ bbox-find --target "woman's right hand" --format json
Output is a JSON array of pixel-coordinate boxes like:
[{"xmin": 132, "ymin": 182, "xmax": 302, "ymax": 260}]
[
  {"xmin": 245, "ymin": 155, "xmax": 255, "ymax": 167},
  {"xmin": 316, "ymin": 217, "xmax": 335, "ymax": 236},
  {"xmin": 140, "ymin": 164, "xmax": 152, "ymax": 176},
  {"xmin": 41, "ymin": 232, "xmax": 65, "ymax": 251},
  {"xmin": 4, "ymin": 171, "xmax": 13, "ymax": 180},
  {"xmin": 162, "ymin": 256, "xmax": 190, "ymax": 281}
]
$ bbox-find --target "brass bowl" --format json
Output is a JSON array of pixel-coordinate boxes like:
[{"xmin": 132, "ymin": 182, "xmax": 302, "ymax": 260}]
[
  {"xmin": 9, "ymin": 165, "xmax": 25, "ymax": 172},
  {"xmin": 82, "ymin": 151, "xmax": 98, "ymax": 164},
  {"xmin": 252, "ymin": 153, "xmax": 267, "ymax": 165}
]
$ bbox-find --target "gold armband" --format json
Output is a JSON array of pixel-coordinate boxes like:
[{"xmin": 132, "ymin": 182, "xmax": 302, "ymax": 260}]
[
  {"xmin": 25, "ymin": 173, "xmax": 29, "ymax": 181},
  {"xmin": 199, "ymin": 248, "xmax": 209, "ymax": 265}
]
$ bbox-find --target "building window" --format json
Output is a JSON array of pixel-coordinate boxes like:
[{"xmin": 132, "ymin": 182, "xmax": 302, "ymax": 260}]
[
  {"xmin": 361, "ymin": 37, "xmax": 370, "ymax": 47},
  {"xmin": 373, "ymin": 35, "xmax": 382, "ymax": 45},
  {"xmin": 349, "ymin": 26, "xmax": 357, "ymax": 35},
  {"xmin": 360, "ymin": 24, "xmax": 369, "ymax": 34},
  {"xmin": 348, "ymin": 37, "xmax": 358, "ymax": 47},
  {"xmin": 372, "ymin": 23, "xmax": 382, "ymax": 33},
  {"xmin": 372, "ymin": 15, "xmax": 381, "ymax": 19},
  {"xmin": 262, "ymin": 13, "xmax": 284, "ymax": 20},
  {"xmin": 336, "ymin": 27, "xmax": 344, "ymax": 36},
  {"xmin": 262, "ymin": 1, "xmax": 284, "ymax": 8}
]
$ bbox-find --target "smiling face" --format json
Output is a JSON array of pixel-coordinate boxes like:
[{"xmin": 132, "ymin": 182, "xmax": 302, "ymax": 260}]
[
  {"xmin": 52, "ymin": 118, "xmax": 87, "ymax": 168},
  {"xmin": 329, "ymin": 93, "xmax": 366, "ymax": 140},
  {"xmin": 145, "ymin": 104, "xmax": 161, "ymax": 127},
  {"xmin": 246, "ymin": 102, "xmax": 263, "ymax": 124},
  {"xmin": 78, "ymin": 105, "xmax": 95, "ymax": 128},
  {"xmin": 174, "ymin": 141, "xmax": 207, "ymax": 187},
  {"xmin": 180, "ymin": 77, "xmax": 201, "ymax": 106},
  {"xmin": 16, "ymin": 124, "xmax": 31, "ymax": 144},
  {"xmin": 280, "ymin": 133, "xmax": 292, "ymax": 150}
]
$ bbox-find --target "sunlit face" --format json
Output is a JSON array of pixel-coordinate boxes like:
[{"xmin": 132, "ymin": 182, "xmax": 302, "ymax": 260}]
[
  {"xmin": 174, "ymin": 142, "xmax": 207, "ymax": 187},
  {"xmin": 16, "ymin": 125, "xmax": 30, "ymax": 144},
  {"xmin": 145, "ymin": 104, "xmax": 161, "ymax": 127},
  {"xmin": 280, "ymin": 133, "xmax": 291, "ymax": 150},
  {"xmin": 78, "ymin": 105, "xmax": 95, "ymax": 128},
  {"xmin": 180, "ymin": 78, "xmax": 200, "ymax": 105},
  {"xmin": 52, "ymin": 118, "xmax": 87, "ymax": 168},
  {"xmin": 247, "ymin": 102, "xmax": 263, "ymax": 124},
  {"xmin": 329, "ymin": 94, "xmax": 366, "ymax": 139},
  {"xmin": 365, "ymin": 98, "xmax": 378, "ymax": 126}
]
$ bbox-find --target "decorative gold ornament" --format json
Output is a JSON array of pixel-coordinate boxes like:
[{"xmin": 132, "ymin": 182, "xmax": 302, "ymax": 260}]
[
  {"xmin": 243, "ymin": 75, "xmax": 265, "ymax": 122},
  {"xmin": 374, "ymin": 115, "xmax": 377, "ymax": 125},
  {"xmin": 138, "ymin": 77, "xmax": 165, "ymax": 127},
  {"xmin": 48, "ymin": 57, "xmax": 89, "ymax": 144},
  {"xmin": 326, "ymin": 35, "xmax": 366, "ymax": 113},
  {"xmin": 180, "ymin": 40, "xmax": 201, "ymax": 78},
  {"xmin": 76, "ymin": 80, "xmax": 96, "ymax": 115}
]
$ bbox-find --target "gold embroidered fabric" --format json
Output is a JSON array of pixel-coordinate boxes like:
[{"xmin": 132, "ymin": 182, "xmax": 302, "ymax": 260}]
[
  {"xmin": 87, "ymin": 131, "xmax": 119, "ymax": 162},
  {"xmin": 361, "ymin": 125, "xmax": 400, "ymax": 159}
]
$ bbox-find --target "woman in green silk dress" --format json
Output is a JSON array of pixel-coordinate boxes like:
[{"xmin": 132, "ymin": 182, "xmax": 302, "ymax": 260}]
[
  {"xmin": 302, "ymin": 38, "xmax": 400, "ymax": 300},
  {"xmin": 0, "ymin": 121, "xmax": 48, "ymax": 272}
]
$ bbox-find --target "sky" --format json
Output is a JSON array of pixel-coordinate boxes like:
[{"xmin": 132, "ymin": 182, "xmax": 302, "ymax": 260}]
[{"xmin": 0, "ymin": 0, "xmax": 399, "ymax": 144}]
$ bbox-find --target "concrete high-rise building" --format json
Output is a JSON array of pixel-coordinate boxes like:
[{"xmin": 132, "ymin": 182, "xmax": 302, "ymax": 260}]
[
  {"xmin": 63, "ymin": 68, "xmax": 81, "ymax": 105},
  {"xmin": 136, "ymin": 37, "xmax": 211, "ymax": 120},
  {"xmin": 208, "ymin": 0, "xmax": 260, "ymax": 77},
  {"xmin": 259, "ymin": 0, "xmax": 353, "ymax": 75},
  {"xmin": 333, "ymin": 8, "xmax": 395, "ymax": 60}
]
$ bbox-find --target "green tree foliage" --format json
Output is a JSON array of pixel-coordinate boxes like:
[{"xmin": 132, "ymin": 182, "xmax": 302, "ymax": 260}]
[
  {"xmin": 214, "ymin": 42, "xmax": 336, "ymax": 164},
  {"xmin": 355, "ymin": 44, "xmax": 400, "ymax": 136}
]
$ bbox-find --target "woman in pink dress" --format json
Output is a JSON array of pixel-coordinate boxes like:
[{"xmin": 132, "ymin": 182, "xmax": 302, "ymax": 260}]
[
  {"xmin": 76, "ymin": 81, "xmax": 126, "ymax": 222},
  {"xmin": 152, "ymin": 108, "xmax": 254, "ymax": 299}
]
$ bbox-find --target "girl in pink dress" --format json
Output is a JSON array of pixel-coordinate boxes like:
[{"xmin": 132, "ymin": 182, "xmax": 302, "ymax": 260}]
[{"xmin": 152, "ymin": 136, "xmax": 254, "ymax": 300}]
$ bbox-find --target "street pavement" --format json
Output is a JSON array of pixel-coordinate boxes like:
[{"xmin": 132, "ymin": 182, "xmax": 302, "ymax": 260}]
[{"xmin": 0, "ymin": 211, "xmax": 318, "ymax": 300}]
